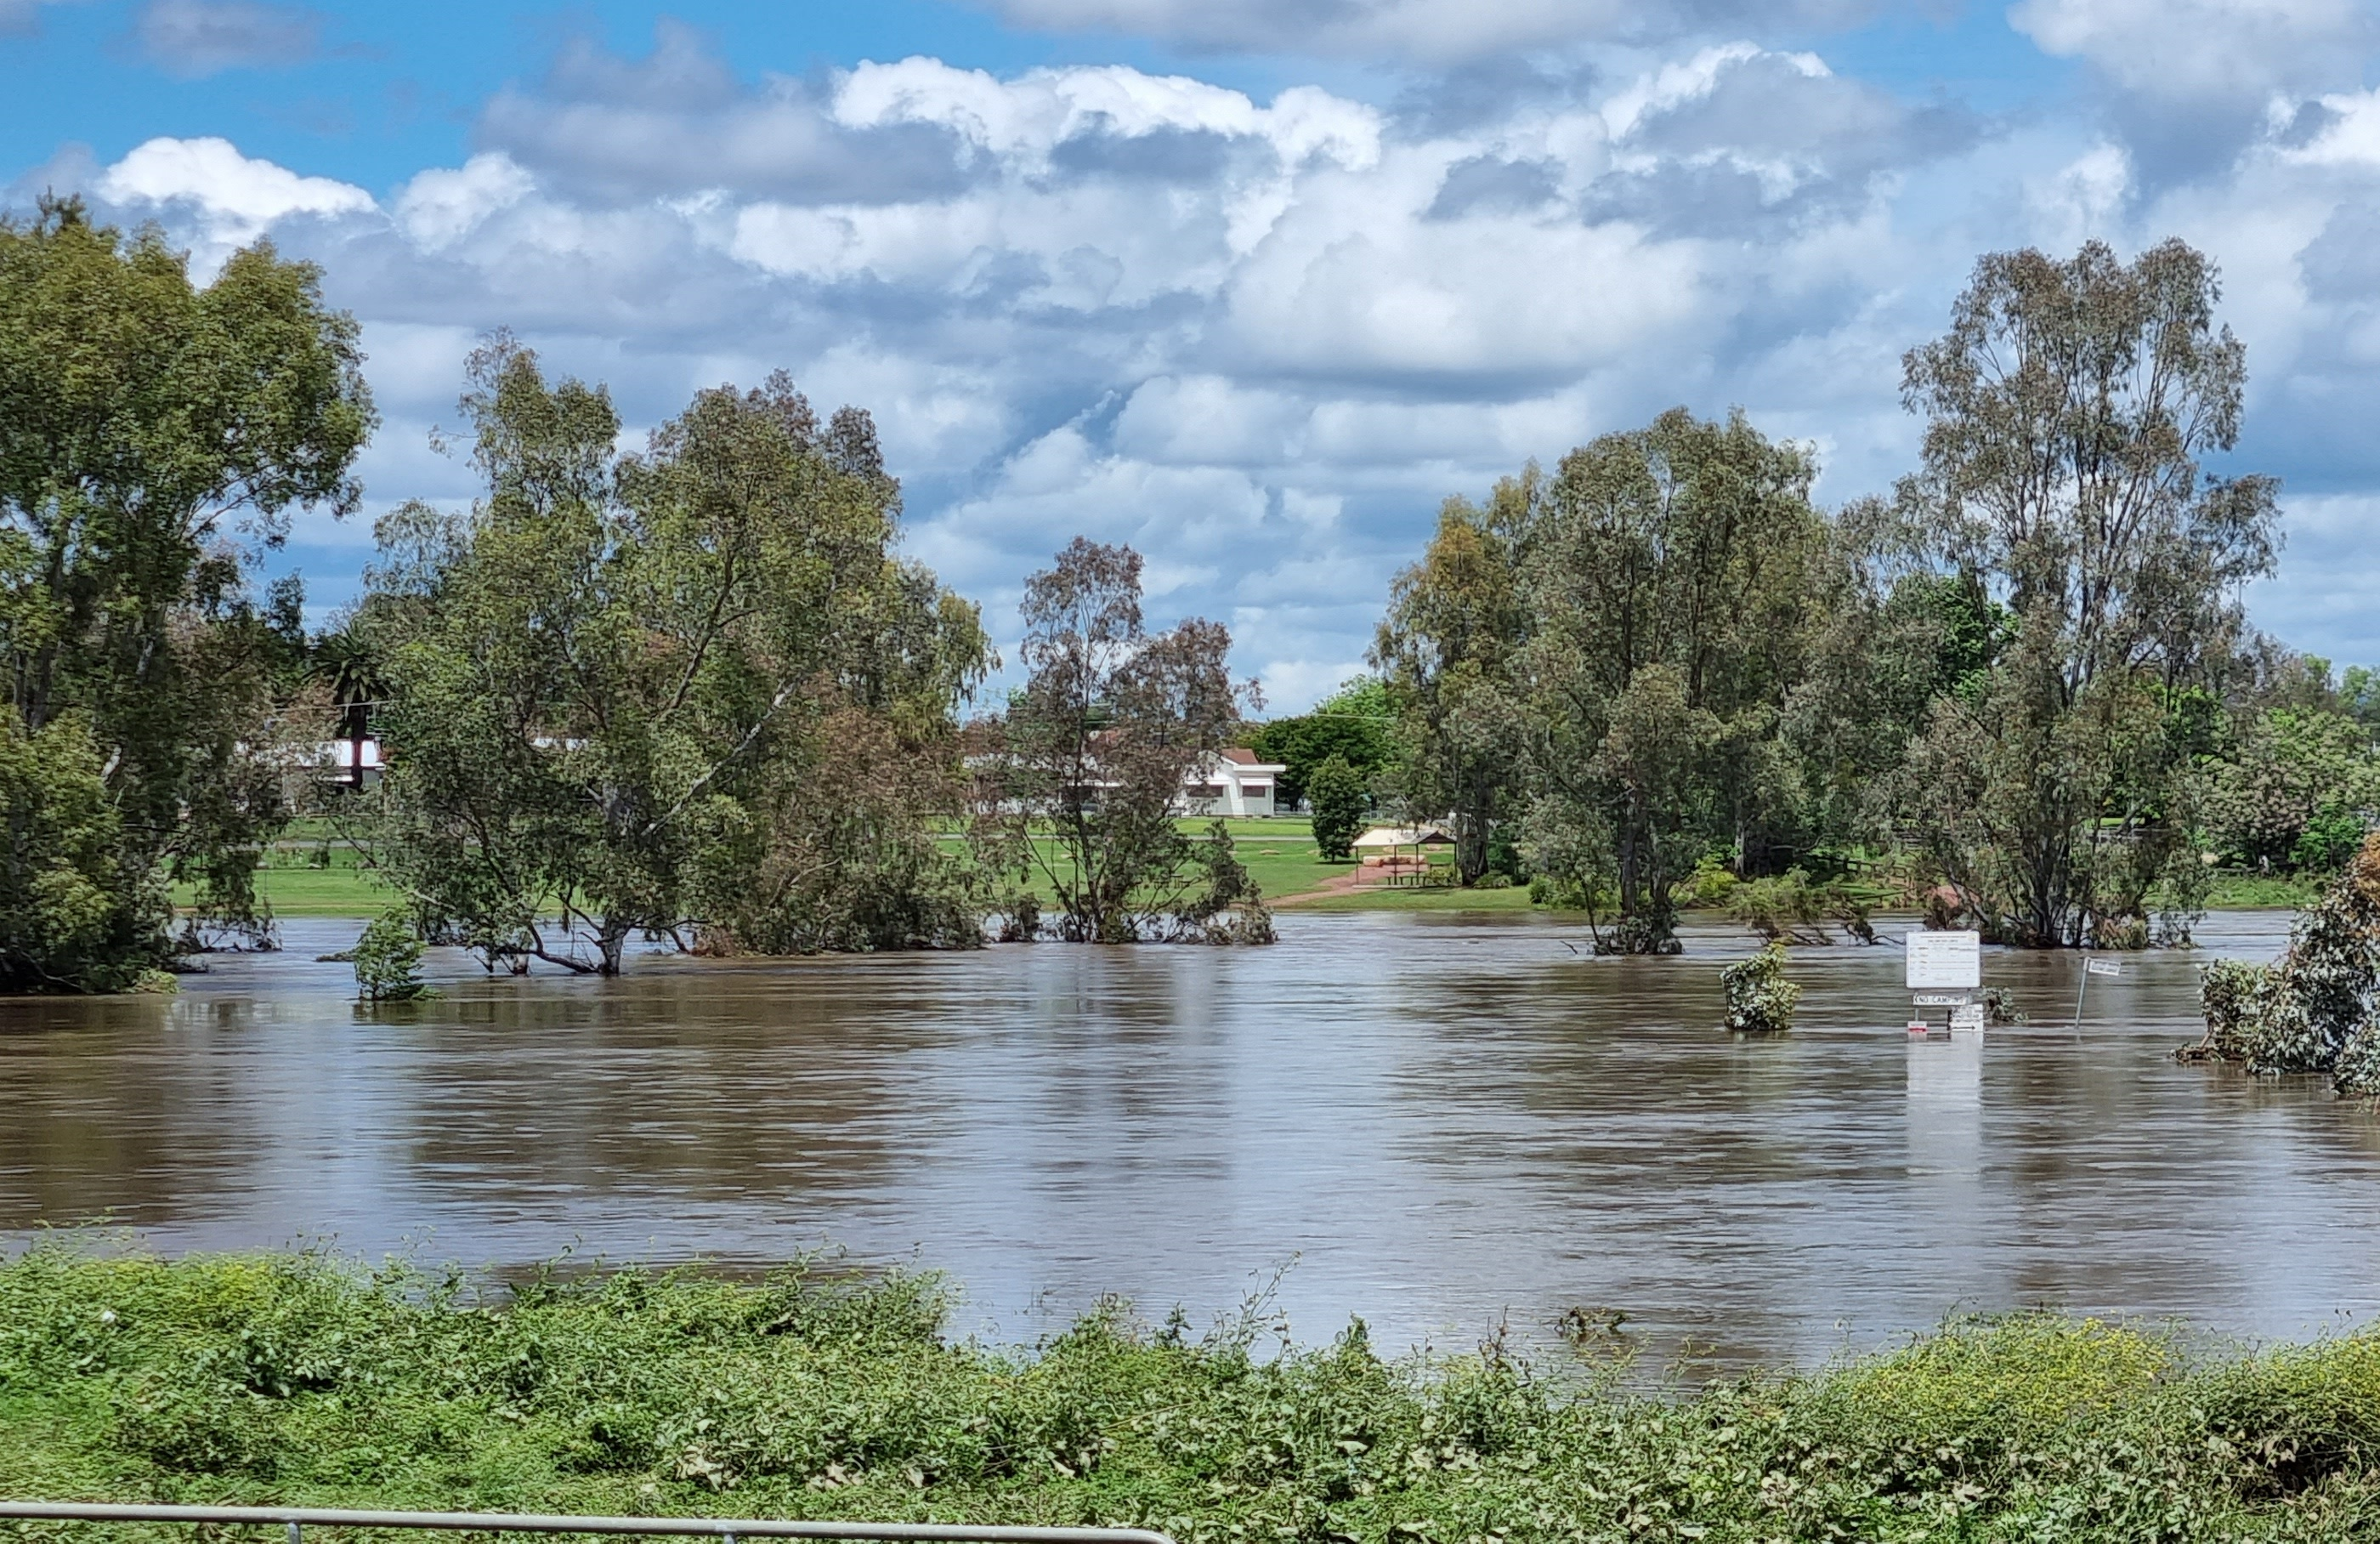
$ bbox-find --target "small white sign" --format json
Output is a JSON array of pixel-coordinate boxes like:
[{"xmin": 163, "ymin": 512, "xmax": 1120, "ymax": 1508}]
[
  {"xmin": 2085, "ymin": 957, "xmax": 2122, "ymax": 978},
  {"xmin": 1948, "ymin": 1003, "xmax": 1986, "ymax": 1036},
  {"xmin": 1912, "ymin": 991, "xmax": 1971, "ymax": 1007},
  {"xmin": 1907, "ymin": 929, "xmax": 1982, "ymax": 991}
]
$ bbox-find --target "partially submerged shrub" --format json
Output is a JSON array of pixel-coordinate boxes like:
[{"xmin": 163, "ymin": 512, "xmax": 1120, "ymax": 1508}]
[
  {"xmin": 1728, "ymin": 866, "xmax": 1878, "ymax": 945},
  {"xmin": 351, "ymin": 911, "xmax": 428, "ymax": 1002},
  {"xmin": 1981, "ymin": 985, "xmax": 2026, "ymax": 1024},
  {"xmin": 1164, "ymin": 823, "xmax": 1277, "ymax": 945},
  {"xmin": 2182, "ymin": 832, "xmax": 2380, "ymax": 1093},
  {"xmin": 995, "ymin": 890, "xmax": 1040, "ymax": 943},
  {"xmin": 1721, "ymin": 941, "xmax": 1800, "ymax": 1033}
]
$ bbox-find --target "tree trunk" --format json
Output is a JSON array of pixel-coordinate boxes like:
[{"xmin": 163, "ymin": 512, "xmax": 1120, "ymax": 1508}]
[{"xmin": 1455, "ymin": 783, "xmax": 1492, "ymax": 885}]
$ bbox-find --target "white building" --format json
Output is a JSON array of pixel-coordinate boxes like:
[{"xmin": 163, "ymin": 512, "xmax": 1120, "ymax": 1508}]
[
  {"xmin": 1181, "ymin": 747, "xmax": 1287, "ymax": 817},
  {"xmin": 323, "ymin": 736, "xmax": 383, "ymax": 789}
]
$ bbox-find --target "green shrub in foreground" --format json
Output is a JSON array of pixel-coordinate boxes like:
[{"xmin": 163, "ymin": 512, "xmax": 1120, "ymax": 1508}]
[{"xmin": 3, "ymin": 1247, "xmax": 2380, "ymax": 1541}]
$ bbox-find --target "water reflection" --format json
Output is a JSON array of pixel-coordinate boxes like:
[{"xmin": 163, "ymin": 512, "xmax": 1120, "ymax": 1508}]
[
  {"xmin": 1906, "ymin": 1032, "xmax": 1981, "ymax": 1175},
  {"xmin": 0, "ymin": 910, "xmax": 2364, "ymax": 1367}
]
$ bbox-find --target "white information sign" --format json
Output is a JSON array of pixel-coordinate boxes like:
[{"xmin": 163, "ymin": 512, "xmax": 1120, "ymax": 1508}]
[
  {"xmin": 1907, "ymin": 929, "xmax": 1982, "ymax": 991},
  {"xmin": 1948, "ymin": 1002, "xmax": 1986, "ymax": 1036},
  {"xmin": 2085, "ymin": 957, "xmax": 2122, "ymax": 978}
]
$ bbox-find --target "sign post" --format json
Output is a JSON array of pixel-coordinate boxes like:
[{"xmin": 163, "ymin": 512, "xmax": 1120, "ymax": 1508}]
[
  {"xmin": 1906, "ymin": 930, "xmax": 1982, "ymax": 1036},
  {"xmin": 2073, "ymin": 955, "xmax": 2120, "ymax": 1032}
]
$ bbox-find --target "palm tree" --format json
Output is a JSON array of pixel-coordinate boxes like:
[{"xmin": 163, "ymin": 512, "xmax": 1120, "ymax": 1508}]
[{"xmin": 311, "ymin": 632, "xmax": 385, "ymax": 792}]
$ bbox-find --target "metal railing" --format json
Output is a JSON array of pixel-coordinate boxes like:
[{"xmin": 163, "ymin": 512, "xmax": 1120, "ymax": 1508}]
[{"xmin": 0, "ymin": 1503, "xmax": 1173, "ymax": 1544}]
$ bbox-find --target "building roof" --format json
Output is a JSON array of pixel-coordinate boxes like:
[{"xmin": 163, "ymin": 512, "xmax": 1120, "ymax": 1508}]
[
  {"xmin": 1352, "ymin": 826, "xmax": 1454, "ymax": 849},
  {"xmin": 1209, "ymin": 747, "xmax": 1285, "ymax": 775}
]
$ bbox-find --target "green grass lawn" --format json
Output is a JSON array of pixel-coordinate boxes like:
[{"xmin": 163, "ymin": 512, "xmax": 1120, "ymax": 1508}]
[
  {"xmin": 2200, "ymin": 871, "xmax": 2326, "ymax": 909},
  {"xmin": 173, "ymin": 842, "xmax": 391, "ymax": 918},
  {"xmin": 177, "ymin": 819, "xmax": 1544, "ymax": 919}
]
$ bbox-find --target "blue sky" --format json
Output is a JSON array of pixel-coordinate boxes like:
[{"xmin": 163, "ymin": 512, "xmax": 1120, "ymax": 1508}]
[{"xmin": 6, "ymin": 0, "xmax": 2380, "ymax": 707}]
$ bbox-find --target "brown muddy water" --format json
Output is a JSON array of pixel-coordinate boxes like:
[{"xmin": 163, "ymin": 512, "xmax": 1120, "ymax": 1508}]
[{"xmin": 0, "ymin": 910, "xmax": 2362, "ymax": 1366}]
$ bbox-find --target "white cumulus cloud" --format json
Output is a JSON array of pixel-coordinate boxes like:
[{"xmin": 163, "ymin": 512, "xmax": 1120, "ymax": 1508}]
[
  {"xmin": 40, "ymin": 26, "xmax": 2380, "ymax": 703},
  {"xmin": 2009, "ymin": 0, "xmax": 2370, "ymax": 101},
  {"xmin": 394, "ymin": 154, "xmax": 535, "ymax": 252},
  {"xmin": 96, "ymin": 136, "xmax": 374, "ymax": 266}
]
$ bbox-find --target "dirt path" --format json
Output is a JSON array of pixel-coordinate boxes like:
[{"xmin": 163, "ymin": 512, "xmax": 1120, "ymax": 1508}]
[{"xmin": 1272, "ymin": 866, "xmax": 1412, "ymax": 906}]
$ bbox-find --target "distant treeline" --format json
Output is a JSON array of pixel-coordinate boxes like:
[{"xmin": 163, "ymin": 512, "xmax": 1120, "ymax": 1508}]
[
  {"xmin": 1336, "ymin": 240, "xmax": 2366, "ymax": 953},
  {"xmin": 2, "ymin": 195, "xmax": 2371, "ymax": 989}
]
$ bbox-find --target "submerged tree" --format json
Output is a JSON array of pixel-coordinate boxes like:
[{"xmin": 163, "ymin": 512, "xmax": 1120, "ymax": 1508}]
[
  {"xmin": 1720, "ymin": 942, "xmax": 1800, "ymax": 1034},
  {"xmin": 1516, "ymin": 409, "xmax": 1833, "ymax": 952},
  {"xmin": 0, "ymin": 199, "xmax": 373, "ymax": 989},
  {"xmin": 989, "ymin": 538, "xmax": 1271, "ymax": 944},
  {"xmin": 362, "ymin": 338, "xmax": 986, "ymax": 973},
  {"xmin": 1894, "ymin": 239, "xmax": 2279, "ymax": 947}
]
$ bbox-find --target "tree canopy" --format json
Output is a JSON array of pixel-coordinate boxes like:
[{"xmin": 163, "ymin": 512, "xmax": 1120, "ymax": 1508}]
[
  {"xmin": 0, "ymin": 199, "xmax": 372, "ymax": 989},
  {"xmin": 1892, "ymin": 238, "xmax": 2280, "ymax": 945},
  {"xmin": 357, "ymin": 338, "xmax": 987, "ymax": 973}
]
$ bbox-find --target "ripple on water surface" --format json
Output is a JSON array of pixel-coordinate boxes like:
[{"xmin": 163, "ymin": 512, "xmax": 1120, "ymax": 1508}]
[{"xmin": 0, "ymin": 908, "xmax": 2359, "ymax": 1366}]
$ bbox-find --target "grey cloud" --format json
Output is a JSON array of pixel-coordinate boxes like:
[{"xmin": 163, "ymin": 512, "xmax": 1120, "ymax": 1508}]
[
  {"xmin": 2276, "ymin": 97, "xmax": 2343, "ymax": 150},
  {"xmin": 0, "ymin": 0, "xmax": 76, "ymax": 37},
  {"xmin": 1390, "ymin": 57, "xmax": 1595, "ymax": 136},
  {"xmin": 133, "ymin": 0, "xmax": 321, "ymax": 77},
  {"xmin": 2294, "ymin": 197, "xmax": 2380, "ymax": 304},
  {"xmin": 477, "ymin": 26, "xmax": 979, "ymax": 206},
  {"xmin": 2009, "ymin": 0, "xmax": 2377, "ymax": 187},
  {"xmin": 1585, "ymin": 54, "xmax": 1980, "ymax": 236},
  {"xmin": 3, "ymin": 141, "xmax": 99, "ymax": 206},
  {"xmin": 970, "ymin": 0, "xmax": 1886, "ymax": 62},
  {"xmin": 1426, "ymin": 154, "xmax": 1561, "ymax": 219},
  {"xmin": 2100, "ymin": 96, "xmax": 2281, "ymax": 188},
  {"xmin": 1047, "ymin": 122, "xmax": 1246, "ymax": 184}
]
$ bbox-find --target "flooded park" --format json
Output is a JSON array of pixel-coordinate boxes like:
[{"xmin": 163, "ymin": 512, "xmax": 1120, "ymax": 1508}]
[{"xmin": 1, "ymin": 908, "xmax": 2367, "ymax": 1369}]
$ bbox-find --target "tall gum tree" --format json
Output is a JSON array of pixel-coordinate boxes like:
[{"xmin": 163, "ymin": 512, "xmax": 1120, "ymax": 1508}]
[
  {"xmin": 1513, "ymin": 408, "xmax": 1831, "ymax": 952},
  {"xmin": 1893, "ymin": 239, "xmax": 2280, "ymax": 947},
  {"xmin": 990, "ymin": 538, "xmax": 1270, "ymax": 944}
]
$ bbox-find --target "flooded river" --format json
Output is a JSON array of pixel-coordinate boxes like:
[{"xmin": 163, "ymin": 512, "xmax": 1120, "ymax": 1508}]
[{"xmin": 1, "ymin": 910, "xmax": 2368, "ymax": 1367}]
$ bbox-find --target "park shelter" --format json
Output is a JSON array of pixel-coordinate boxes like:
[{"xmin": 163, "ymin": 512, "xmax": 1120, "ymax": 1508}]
[{"xmin": 1352, "ymin": 825, "xmax": 1454, "ymax": 883}]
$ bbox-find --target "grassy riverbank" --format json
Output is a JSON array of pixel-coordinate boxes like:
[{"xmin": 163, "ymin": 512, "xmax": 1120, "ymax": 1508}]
[
  {"xmin": 180, "ymin": 820, "xmax": 1426, "ymax": 921},
  {"xmin": 190, "ymin": 826, "xmax": 2328, "ymax": 926},
  {"xmin": 3, "ymin": 1248, "xmax": 2378, "ymax": 1541}
]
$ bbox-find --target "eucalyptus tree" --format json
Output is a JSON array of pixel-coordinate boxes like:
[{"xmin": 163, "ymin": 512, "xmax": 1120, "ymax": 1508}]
[
  {"xmin": 0, "ymin": 198, "xmax": 372, "ymax": 987},
  {"xmin": 365, "ymin": 338, "xmax": 987, "ymax": 972},
  {"xmin": 993, "ymin": 538, "xmax": 1269, "ymax": 943},
  {"xmin": 1515, "ymin": 409, "xmax": 1831, "ymax": 952},
  {"xmin": 1893, "ymin": 239, "xmax": 2279, "ymax": 946},
  {"xmin": 1371, "ymin": 482, "xmax": 1532, "ymax": 887}
]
